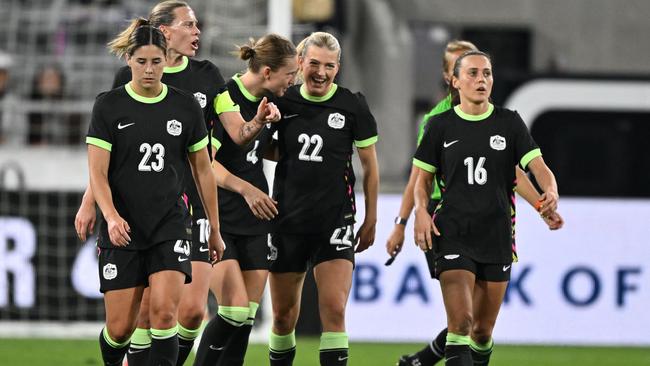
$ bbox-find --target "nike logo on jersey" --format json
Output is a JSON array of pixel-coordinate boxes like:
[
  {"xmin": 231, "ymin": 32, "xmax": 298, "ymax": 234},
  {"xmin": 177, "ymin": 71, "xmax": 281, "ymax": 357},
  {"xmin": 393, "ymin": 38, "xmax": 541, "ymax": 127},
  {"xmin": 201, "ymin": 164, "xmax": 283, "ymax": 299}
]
[
  {"xmin": 209, "ymin": 345, "xmax": 225, "ymax": 351},
  {"xmin": 283, "ymin": 113, "xmax": 299, "ymax": 119},
  {"xmin": 128, "ymin": 348, "xmax": 146, "ymax": 354},
  {"xmin": 503, "ymin": 265, "xmax": 511, "ymax": 272},
  {"xmin": 336, "ymin": 245, "xmax": 351, "ymax": 251},
  {"xmin": 117, "ymin": 122, "xmax": 135, "ymax": 129},
  {"xmin": 178, "ymin": 256, "xmax": 189, "ymax": 262},
  {"xmin": 443, "ymin": 140, "xmax": 459, "ymax": 148},
  {"xmin": 199, "ymin": 246, "xmax": 209, "ymax": 252}
]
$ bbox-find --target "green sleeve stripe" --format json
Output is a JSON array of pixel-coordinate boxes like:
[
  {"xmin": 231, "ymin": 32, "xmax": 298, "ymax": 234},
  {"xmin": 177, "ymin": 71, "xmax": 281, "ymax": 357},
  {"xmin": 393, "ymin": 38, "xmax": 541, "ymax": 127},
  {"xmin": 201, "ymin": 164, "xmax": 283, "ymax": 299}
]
[
  {"xmin": 354, "ymin": 135, "xmax": 378, "ymax": 148},
  {"xmin": 188, "ymin": 136, "xmax": 209, "ymax": 152},
  {"xmin": 211, "ymin": 136, "xmax": 222, "ymax": 153},
  {"xmin": 413, "ymin": 158, "xmax": 436, "ymax": 173},
  {"xmin": 520, "ymin": 148, "xmax": 542, "ymax": 169},
  {"xmin": 214, "ymin": 91, "xmax": 240, "ymax": 115},
  {"xmin": 86, "ymin": 137, "xmax": 112, "ymax": 151}
]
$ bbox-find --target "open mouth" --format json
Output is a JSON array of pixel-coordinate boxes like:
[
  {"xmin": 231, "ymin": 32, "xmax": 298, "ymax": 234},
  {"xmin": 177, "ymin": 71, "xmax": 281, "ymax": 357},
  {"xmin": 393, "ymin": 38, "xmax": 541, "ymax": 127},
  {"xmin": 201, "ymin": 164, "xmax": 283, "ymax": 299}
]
[
  {"xmin": 476, "ymin": 86, "xmax": 487, "ymax": 92},
  {"xmin": 191, "ymin": 39, "xmax": 199, "ymax": 50},
  {"xmin": 310, "ymin": 76, "xmax": 327, "ymax": 87}
]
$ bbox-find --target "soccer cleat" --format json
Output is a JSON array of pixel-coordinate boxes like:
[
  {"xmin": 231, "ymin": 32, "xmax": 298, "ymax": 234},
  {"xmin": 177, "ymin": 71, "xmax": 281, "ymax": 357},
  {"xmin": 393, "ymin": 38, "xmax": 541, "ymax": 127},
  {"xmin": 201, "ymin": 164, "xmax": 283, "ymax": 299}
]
[{"xmin": 397, "ymin": 354, "xmax": 423, "ymax": 366}]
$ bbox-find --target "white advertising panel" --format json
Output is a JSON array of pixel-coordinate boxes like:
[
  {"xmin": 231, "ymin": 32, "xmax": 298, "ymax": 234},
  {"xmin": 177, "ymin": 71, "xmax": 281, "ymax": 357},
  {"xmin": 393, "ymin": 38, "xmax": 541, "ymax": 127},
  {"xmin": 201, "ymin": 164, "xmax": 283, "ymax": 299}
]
[{"xmin": 347, "ymin": 195, "xmax": 650, "ymax": 345}]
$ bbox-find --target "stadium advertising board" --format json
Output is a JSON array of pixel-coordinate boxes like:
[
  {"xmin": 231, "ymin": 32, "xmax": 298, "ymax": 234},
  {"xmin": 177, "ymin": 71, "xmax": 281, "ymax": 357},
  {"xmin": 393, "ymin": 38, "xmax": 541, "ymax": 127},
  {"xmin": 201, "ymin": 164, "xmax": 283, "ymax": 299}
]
[{"xmin": 347, "ymin": 195, "xmax": 650, "ymax": 345}]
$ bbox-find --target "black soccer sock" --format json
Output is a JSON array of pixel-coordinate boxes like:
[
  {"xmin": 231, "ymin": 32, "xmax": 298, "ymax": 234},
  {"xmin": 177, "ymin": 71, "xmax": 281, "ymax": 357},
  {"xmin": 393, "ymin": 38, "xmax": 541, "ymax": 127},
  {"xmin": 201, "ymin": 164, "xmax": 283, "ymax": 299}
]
[
  {"xmin": 269, "ymin": 331, "xmax": 296, "ymax": 366},
  {"xmin": 469, "ymin": 338, "xmax": 493, "ymax": 365},
  {"xmin": 126, "ymin": 328, "xmax": 151, "ymax": 366},
  {"xmin": 407, "ymin": 327, "xmax": 448, "ymax": 366},
  {"xmin": 176, "ymin": 323, "xmax": 202, "ymax": 366},
  {"xmin": 99, "ymin": 327, "xmax": 130, "ymax": 366},
  {"xmin": 445, "ymin": 333, "xmax": 472, "ymax": 366},
  {"xmin": 218, "ymin": 301, "xmax": 259, "ymax": 366},
  {"xmin": 150, "ymin": 326, "xmax": 179, "ymax": 366},
  {"xmin": 318, "ymin": 332, "xmax": 349, "ymax": 366},
  {"xmin": 193, "ymin": 306, "xmax": 249, "ymax": 366}
]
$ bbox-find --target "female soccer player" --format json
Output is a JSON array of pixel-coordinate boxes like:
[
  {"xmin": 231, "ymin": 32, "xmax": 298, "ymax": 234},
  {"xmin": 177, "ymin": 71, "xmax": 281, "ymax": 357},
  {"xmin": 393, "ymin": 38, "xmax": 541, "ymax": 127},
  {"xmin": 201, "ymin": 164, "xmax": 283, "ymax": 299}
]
[
  {"xmin": 192, "ymin": 34, "xmax": 298, "ymax": 366},
  {"xmin": 76, "ymin": 2, "xmax": 280, "ymax": 365},
  {"xmin": 87, "ymin": 23, "xmax": 224, "ymax": 366},
  {"xmin": 413, "ymin": 51, "xmax": 559, "ymax": 366},
  {"xmin": 267, "ymin": 31, "xmax": 379, "ymax": 366},
  {"xmin": 391, "ymin": 41, "xmax": 564, "ymax": 366}
]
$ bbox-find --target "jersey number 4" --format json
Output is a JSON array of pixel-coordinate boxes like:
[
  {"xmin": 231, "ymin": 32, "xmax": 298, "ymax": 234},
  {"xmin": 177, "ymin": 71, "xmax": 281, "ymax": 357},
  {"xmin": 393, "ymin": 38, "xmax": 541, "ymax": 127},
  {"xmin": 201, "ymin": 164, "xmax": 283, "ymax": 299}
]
[
  {"xmin": 298, "ymin": 133, "xmax": 323, "ymax": 162},
  {"xmin": 464, "ymin": 156, "xmax": 487, "ymax": 185},
  {"xmin": 138, "ymin": 143, "xmax": 165, "ymax": 172}
]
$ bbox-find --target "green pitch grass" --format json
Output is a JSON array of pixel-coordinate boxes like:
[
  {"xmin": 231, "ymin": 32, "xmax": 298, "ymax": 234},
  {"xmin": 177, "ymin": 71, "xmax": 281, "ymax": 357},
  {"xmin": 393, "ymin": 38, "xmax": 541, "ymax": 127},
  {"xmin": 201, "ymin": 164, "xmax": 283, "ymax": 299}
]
[{"xmin": 0, "ymin": 338, "xmax": 649, "ymax": 365}]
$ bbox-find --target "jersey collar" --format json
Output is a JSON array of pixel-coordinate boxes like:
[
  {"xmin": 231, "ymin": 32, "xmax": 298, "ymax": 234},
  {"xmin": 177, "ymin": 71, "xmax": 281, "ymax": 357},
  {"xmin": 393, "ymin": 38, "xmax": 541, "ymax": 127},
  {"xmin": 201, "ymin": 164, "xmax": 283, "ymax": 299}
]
[
  {"xmin": 300, "ymin": 83, "xmax": 338, "ymax": 102},
  {"xmin": 454, "ymin": 103, "xmax": 494, "ymax": 121},
  {"xmin": 232, "ymin": 74, "xmax": 262, "ymax": 102},
  {"xmin": 164, "ymin": 56, "xmax": 189, "ymax": 74},
  {"xmin": 125, "ymin": 82, "xmax": 168, "ymax": 104}
]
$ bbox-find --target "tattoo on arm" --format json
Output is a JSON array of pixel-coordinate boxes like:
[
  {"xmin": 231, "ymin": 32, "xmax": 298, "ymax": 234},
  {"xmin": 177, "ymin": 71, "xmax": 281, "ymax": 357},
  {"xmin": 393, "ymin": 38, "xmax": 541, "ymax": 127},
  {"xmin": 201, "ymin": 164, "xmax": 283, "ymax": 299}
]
[{"xmin": 239, "ymin": 121, "xmax": 262, "ymax": 142}]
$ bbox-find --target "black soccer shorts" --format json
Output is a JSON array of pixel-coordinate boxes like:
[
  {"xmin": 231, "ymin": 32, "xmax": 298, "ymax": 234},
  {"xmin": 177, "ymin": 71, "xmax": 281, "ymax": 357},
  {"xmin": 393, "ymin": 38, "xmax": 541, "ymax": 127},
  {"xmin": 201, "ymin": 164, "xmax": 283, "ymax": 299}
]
[
  {"xmin": 190, "ymin": 216, "xmax": 211, "ymax": 263},
  {"xmin": 427, "ymin": 251, "xmax": 511, "ymax": 282},
  {"xmin": 269, "ymin": 225, "xmax": 355, "ymax": 273},
  {"xmin": 98, "ymin": 239, "xmax": 192, "ymax": 293},
  {"xmin": 221, "ymin": 232, "xmax": 270, "ymax": 270}
]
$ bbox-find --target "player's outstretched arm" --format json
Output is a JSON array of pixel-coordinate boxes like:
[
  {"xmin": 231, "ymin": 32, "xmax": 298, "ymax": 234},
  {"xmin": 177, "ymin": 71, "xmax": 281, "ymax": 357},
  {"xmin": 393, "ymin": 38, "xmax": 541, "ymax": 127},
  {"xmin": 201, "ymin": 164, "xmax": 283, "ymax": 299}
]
[
  {"xmin": 219, "ymin": 97, "xmax": 281, "ymax": 146},
  {"xmin": 75, "ymin": 185, "xmax": 96, "ymax": 241},
  {"xmin": 386, "ymin": 166, "xmax": 418, "ymax": 257},
  {"xmin": 355, "ymin": 144, "xmax": 379, "ymax": 253},
  {"xmin": 189, "ymin": 148, "xmax": 225, "ymax": 263},
  {"xmin": 212, "ymin": 160, "xmax": 278, "ymax": 220},
  {"xmin": 88, "ymin": 145, "xmax": 130, "ymax": 247}
]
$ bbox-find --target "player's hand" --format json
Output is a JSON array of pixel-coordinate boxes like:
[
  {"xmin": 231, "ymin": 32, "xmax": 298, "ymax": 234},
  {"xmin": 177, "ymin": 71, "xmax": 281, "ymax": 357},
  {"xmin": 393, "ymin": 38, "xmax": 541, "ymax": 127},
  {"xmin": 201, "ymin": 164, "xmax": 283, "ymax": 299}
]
[
  {"xmin": 74, "ymin": 201, "xmax": 96, "ymax": 241},
  {"xmin": 105, "ymin": 214, "xmax": 130, "ymax": 247},
  {"xmin": 355, "ymin": 220, "xmax": 376, "ymax": 253},
  {"xmin": 242, "ymin": 185, "xmax": 278, "ymax": 220},
  {"xmin": 254, "ymin": 97, "xmax": 281, "ymax": 125},
  {"xmin": 385, "ymin": 225, "xmax": 405, "ymax": 257},
  {"xmin": 536, "ymin": 191, "xmax": 559, "ymax": 216},
  {"xmin": 414, "ymin": 207, "xmax": 438, "ymax": 251},
  {"xmin": 543, "ymin": 210, "xmax": 564, "ymax": 230},
  {"xmin": 208, "ymin": 229, "xmax": 225, "ymax": 264}
]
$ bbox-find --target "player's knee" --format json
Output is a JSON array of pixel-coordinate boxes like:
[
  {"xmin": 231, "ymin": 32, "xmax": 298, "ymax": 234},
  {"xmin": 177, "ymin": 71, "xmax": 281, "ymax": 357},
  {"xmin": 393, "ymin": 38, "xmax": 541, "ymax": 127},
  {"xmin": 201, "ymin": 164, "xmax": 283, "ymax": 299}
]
[
  {"xmin": 272, "ymin": 306, "xmax": 298, "ymax": 333},
  {"xmin": 106, "ymin": 322, "xmax": 135, "ymax": 343},
  {"xmin": 471, "ymin": 323, "xmax": 494, "ymax": 344},
  {"xmin": 179, "ymin": 302, "xmax": 206, "ymax": 328},
  {"xmin": 319, "ymin": 299, "xmax": 346, "ymax": 328},
  {"xmin": 149, "ymin": 304, "xmax": 178, "ymax": 328}
]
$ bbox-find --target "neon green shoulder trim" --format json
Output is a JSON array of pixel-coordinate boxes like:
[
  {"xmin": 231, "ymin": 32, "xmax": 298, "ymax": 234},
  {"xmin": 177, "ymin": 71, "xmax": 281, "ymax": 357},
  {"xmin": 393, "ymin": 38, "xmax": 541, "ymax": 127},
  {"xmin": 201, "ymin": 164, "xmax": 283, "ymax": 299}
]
[
  {"xmin": 300, "ymin": 83, "xmax": 338, "ymax": 102},
  {"xmin": 86, "ymin": 137, "xmax": 112, "ymax": 152},
  {"xmin": 355, "ymin": 136, "xmax": 378, "ymax": 148},
  {"xmin": 520, "ymin": 148, "xmax": 542, "ymax": 169},
  {"xmin": 418, "ymin": 94, "xmax": 453, "ymax": 146},
  {"xmin": 214, "ymin": 90, "xmax": 240, "ymax": 115},
  {"xmin": 413, "ymin": 158, "xmax": 435, "ymax": 173},
  {"xmin": 125, "ymin": 83, "xmax": 168, "ymax": 104},
  {"xmin": 188, "ymin": 136, "xmax": 209, "ymax": 153}
]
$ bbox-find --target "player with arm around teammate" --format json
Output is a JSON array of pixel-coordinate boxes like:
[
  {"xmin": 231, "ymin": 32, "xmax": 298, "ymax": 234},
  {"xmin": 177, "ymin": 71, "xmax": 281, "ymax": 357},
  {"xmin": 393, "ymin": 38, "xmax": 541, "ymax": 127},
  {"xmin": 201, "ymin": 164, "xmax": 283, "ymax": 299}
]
[
  {"xmin": 267, "ymin": 31, "xmax": 379, "ymax": 366},
  {"xmin": 412, "ymin": 51, "xmax": 558, "ymax": 366},
  {"xmin": 87, "ymin": 24, "xmax": 224, "ymax": 366},
  {"xmin": 192, "ymin": 34, "xmax": 298, "ymax": 366}
]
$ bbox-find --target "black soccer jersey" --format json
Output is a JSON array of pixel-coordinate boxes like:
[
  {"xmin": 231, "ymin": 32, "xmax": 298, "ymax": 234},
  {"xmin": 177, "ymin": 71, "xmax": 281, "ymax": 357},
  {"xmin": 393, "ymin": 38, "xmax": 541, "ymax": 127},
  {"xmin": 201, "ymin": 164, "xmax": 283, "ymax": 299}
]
[
  {"xmin": 211, "ymin": 74, "xmax": 274, "ymax": 235},
  {"xmin": 112, "ymin": 56, "xmax": 224, "ymax": 218},
  {"xmin": 273, "ymin": 84, "xmax": 378, "ymax": 233},
  {"xmin": 87, "ymin": 83, "xmax": 208, "ymax": 249},
  {"xmin": 413, "ymin": 104, "xmax": 540, "ymax": 263}
]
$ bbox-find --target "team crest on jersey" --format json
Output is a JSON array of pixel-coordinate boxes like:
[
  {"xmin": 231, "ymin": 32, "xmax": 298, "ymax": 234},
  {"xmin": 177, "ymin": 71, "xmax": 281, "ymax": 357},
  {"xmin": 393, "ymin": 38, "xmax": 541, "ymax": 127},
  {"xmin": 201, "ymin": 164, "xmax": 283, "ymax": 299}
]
[
  {"xmin": 193, "ymin": 92, "xmax": 207, "ymax": 109},
  {"xmin": 167, "ymin": 119, "xmax": 182, "ymax": 136},
  {"xmin": 490, "ymin": 135, "xmax": 506, "ymax": 151},
  {"xmin": 327, "ymin": 112, "xmax": 345, "ymax": 129},
  {"xmin": 103, "ymin": 263, "xmax": 117, "ymax": 280}
]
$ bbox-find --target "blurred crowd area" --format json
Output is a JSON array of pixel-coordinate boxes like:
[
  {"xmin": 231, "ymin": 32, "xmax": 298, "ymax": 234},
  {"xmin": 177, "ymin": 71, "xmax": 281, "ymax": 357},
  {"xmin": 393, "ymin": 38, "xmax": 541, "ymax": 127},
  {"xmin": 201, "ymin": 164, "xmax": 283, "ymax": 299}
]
[{"xmin": 0, "ymin": 0, "xmax": 343, "ymax": 146}]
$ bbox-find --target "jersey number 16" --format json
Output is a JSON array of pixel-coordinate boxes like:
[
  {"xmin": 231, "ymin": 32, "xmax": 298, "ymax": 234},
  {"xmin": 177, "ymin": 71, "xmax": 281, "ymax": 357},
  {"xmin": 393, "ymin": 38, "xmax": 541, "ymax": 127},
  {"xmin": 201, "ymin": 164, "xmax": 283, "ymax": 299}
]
[{"xmin": 464, "ymin": 156, "xmax": 487, "ymax": 185}]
